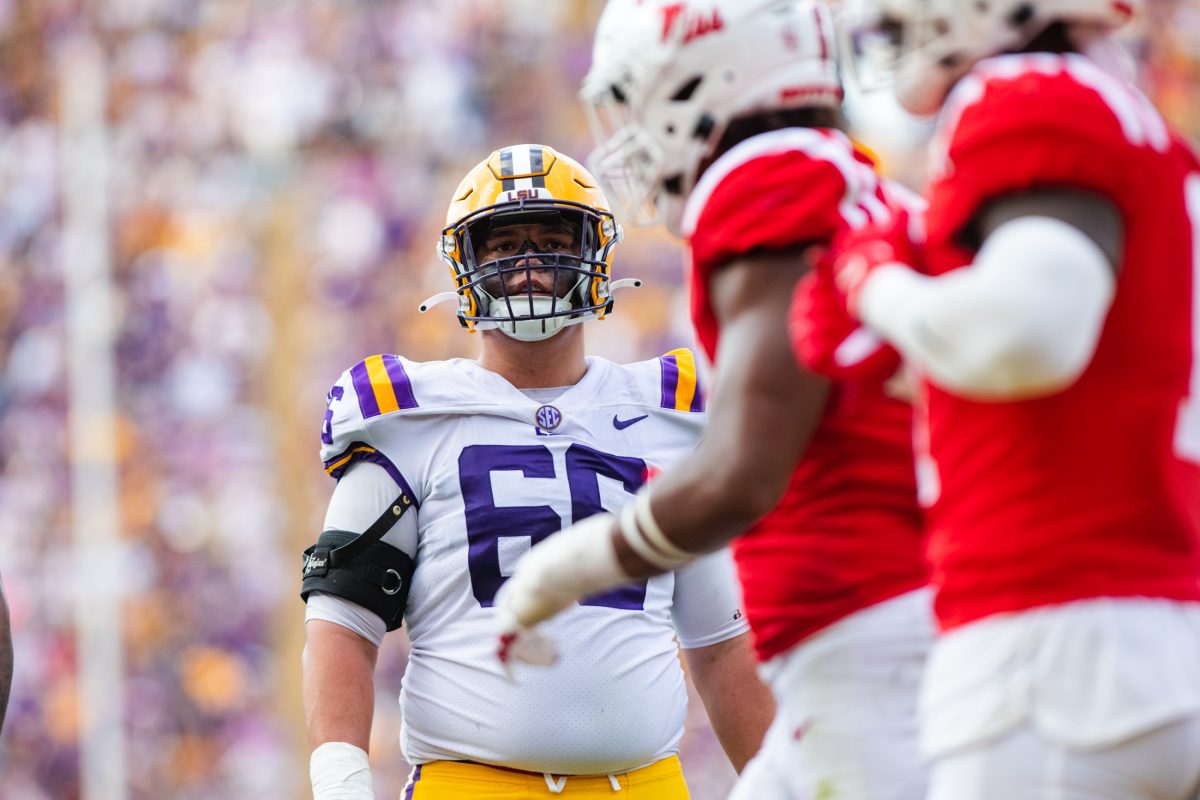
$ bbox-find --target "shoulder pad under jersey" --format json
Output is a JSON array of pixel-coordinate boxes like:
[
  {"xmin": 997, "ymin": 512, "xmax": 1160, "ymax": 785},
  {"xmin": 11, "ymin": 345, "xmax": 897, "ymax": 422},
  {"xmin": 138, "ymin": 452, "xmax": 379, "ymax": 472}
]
[
  {"xmin": 929, "ymin": 53, "xmax": 1168, "ymax": 239},
  {"xmin": 685, "ymin": 128, "xmax": 889, "ymax": 274},
  {"xmin": 319, "ymin": 354, "xmax": 424, "ymax": 479},
  {"xmin": 612, "ymin": 347, "xmax": 707, "ymax": 413}
]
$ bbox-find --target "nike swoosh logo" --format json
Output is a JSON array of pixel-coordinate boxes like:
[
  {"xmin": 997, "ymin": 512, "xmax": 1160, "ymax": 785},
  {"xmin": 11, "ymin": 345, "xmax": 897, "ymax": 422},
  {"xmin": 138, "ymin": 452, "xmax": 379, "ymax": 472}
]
[{"xmin": 612, "ymin": 414, "xmax": 648, "ymax": 430}]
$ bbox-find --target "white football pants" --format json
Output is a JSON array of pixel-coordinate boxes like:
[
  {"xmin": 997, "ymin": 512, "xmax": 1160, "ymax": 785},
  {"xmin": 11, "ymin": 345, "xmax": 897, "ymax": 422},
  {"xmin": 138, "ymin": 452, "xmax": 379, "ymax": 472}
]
[
  {"xmin": 928, "ymin": 717, "xmax": 1200, "ymax": 800},
  {"xmin": 727, "ymin": 588, "xmax": 935, "ymax": 800}
]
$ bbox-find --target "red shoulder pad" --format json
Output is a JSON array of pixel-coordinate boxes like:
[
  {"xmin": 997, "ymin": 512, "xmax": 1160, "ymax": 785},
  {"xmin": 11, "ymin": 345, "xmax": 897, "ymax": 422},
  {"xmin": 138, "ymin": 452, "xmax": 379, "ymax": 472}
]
[
  {"xmin": 928, "ymin": 54, "xmax": 1170, "ymax": 241},
  {"xmin": 688, "ymin": 144, "xmax": 851, "ymax": 282}
]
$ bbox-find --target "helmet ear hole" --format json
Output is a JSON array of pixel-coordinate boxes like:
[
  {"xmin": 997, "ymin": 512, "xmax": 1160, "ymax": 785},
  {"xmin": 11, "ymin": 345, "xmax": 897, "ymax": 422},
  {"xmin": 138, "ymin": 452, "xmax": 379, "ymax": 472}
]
[
  {"xmin": 670, "ymin": 75, "xmax": 704, "ymax": 101},
  {"xmin": 1007, "ymin": 3, "xmax": 1034, "ymax": 26}
]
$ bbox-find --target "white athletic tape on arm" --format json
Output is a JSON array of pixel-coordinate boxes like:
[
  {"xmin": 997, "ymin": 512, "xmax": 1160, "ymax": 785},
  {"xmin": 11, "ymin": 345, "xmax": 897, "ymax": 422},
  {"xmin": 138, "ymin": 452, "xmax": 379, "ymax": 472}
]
[
  {"xmin": 310, "ymin": 741, "xmax": 374, "ymax": 800},
  {"xmin": 635, "ymin": 491, "xmax": 694, "ymax": 561},
  {"xmin": 618, "ymin": 492, "xmax": 695, "ymax": 572}
]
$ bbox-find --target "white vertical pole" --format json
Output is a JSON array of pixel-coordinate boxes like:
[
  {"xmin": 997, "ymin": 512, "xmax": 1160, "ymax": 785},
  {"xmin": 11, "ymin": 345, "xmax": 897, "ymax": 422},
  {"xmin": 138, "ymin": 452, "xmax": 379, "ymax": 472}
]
[{"xmin": 59, "ymin": 34, "xmax": 127, "ymax": 800}]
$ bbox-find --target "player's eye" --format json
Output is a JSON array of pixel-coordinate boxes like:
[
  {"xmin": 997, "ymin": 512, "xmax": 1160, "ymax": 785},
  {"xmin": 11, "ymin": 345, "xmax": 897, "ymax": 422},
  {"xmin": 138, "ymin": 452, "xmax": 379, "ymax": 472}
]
[{"xmin": 486, "ymin": 240, "xmax": 518, "ymax": 256}]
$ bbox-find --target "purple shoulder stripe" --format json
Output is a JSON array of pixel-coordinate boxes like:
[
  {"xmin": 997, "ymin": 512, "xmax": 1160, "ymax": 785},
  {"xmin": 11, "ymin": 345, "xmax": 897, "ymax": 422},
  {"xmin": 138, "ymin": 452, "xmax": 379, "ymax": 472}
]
[
  {"xmin": 350, "ymin": 360, "xmax": 380, "ymax": 419},
  {"xmin": 659, "ymin": 355, "xmax": 680, "ymax": 409},
  {"xmin": 383, "ymin": 354, "xmax": 419, "ymax": 410},
  {"xmin": 350, "ymin": 355, "xmax": 419, "ymax": 420}
]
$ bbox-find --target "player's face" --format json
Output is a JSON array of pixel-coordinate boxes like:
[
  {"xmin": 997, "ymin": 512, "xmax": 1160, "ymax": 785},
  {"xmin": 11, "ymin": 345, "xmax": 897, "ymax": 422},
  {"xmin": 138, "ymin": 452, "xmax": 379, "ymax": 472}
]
[{"xmin": 475, "ymin": 222, "xmax": 581, "ymax": 299}]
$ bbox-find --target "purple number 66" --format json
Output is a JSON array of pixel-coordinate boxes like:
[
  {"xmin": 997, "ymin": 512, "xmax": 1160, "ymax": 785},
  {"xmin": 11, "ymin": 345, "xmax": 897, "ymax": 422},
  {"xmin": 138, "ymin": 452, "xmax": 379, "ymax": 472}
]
[{"xmin": 458, "ymin": 443, "xmax": 649, "ymax": 610}]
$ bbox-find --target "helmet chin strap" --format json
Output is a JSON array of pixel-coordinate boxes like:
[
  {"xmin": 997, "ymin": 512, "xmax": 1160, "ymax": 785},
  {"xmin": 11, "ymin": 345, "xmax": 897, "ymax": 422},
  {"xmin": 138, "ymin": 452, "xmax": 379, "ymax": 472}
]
[
  {"xmin": 489, "ymin": 296, "xmax": 575, "ymax": 342},
  {"xmin": 418, "ymin": 277, "xmax": 643, "ymax": 337}
]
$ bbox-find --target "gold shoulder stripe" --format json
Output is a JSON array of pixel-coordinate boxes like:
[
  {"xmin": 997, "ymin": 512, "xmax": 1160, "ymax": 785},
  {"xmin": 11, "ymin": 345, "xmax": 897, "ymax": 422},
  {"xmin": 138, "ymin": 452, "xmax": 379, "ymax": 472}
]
[
  {"xmin": 364, "ymin": 354, "xmax": 401, "ymax": 415},
  {"xmin": 665, "ymin": 347, "xmax": 698, "ymax": 412}
]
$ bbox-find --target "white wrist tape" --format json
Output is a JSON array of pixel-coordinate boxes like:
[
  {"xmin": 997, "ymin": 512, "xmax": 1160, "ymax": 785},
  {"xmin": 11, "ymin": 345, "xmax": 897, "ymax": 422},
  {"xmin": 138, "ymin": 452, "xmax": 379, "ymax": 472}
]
[
  {"xmin": 310, "ymin": 741, "xmax": 373, "ymax": 800},
  {"xmin": 618, "ymin": 492, "xmax": 695, "ymax": 572}
]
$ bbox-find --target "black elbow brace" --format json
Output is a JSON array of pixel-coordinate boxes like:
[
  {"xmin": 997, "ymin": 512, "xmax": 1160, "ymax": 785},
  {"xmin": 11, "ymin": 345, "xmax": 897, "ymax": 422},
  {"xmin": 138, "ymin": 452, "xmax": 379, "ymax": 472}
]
[{"xmin": 301, "ymin": 530, "xmax": 414, "ymax": 632}]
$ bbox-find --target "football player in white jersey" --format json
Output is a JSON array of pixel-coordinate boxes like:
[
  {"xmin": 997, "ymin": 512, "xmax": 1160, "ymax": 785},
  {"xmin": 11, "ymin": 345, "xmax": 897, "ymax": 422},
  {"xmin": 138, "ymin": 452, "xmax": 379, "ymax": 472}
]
[{"xmin": 301, "ymin": 144, "xmax": 772, "ymax": 800}]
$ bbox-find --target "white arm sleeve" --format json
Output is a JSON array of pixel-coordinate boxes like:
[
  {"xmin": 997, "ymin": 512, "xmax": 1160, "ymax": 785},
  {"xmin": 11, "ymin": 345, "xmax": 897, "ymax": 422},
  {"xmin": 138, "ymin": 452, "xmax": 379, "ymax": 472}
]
[
  {"xmin": 671, "ymin": 547, "xmax": 750, "ymax": 650},
  {"xmin": 305, "ymin": 462, "xmax": 419, "ymax": 647},
  {"xmin": 858, "ymin": 216, "xmax": 1116, "ymax": 400}
]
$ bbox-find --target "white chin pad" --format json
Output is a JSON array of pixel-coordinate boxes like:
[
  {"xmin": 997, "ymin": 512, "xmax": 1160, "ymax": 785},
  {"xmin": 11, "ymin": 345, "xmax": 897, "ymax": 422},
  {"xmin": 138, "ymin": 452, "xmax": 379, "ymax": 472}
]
[{"xmin": 488, "ymin": 295, "xmax": 573, "ymax": 341}]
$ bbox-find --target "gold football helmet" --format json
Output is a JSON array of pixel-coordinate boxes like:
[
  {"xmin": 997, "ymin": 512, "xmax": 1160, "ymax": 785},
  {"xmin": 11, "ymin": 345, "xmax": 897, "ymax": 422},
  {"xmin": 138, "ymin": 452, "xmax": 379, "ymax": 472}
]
[{"xmin": 428, "ymin": 144, "xmax": 627, "ymax": 341}]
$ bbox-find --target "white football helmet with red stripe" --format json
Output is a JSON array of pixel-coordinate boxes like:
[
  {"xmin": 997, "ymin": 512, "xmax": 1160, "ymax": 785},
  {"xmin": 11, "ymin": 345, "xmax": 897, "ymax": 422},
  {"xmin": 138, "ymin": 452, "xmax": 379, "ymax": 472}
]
[
  {"xmin": 843, "ymin": 0, "xmax": 1140, "ymax": 115},
  {"xmin": 581, "ymin": 0, "xmax": 841, "ymax": 236}
]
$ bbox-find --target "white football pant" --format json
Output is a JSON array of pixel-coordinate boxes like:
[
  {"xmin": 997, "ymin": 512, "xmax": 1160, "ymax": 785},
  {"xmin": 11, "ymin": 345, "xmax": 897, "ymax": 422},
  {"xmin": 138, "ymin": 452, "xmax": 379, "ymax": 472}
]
[
  {"xmin": 928, "ymin": 717, "xmax": 1200, "ymax": 800},
  {"xmin": 728, "ymin": 588, "xmax": 935, "ymax": 800}
]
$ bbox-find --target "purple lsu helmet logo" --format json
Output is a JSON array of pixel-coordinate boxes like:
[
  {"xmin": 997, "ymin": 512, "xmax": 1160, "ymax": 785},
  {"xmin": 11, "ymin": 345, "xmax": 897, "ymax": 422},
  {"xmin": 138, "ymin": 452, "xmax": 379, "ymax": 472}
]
[{"xmin": 535, "ymin": 404, "xmax": 563, "ymax": 431}]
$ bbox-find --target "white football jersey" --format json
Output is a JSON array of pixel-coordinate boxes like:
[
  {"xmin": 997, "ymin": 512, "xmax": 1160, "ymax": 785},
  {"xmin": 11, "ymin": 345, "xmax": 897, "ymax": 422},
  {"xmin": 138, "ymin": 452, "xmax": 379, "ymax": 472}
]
[{"xmin": 312, "ymin": 350, "xmax": 747, "ymax": 774}]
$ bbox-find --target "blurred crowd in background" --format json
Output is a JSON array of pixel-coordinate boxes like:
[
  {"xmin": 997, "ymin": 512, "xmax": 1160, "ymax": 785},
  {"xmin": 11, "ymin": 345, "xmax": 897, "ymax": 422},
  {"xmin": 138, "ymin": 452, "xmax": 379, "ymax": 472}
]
[{"xmin": 0, "ymin": 1, "xmax": 1194, "ymax": 798}]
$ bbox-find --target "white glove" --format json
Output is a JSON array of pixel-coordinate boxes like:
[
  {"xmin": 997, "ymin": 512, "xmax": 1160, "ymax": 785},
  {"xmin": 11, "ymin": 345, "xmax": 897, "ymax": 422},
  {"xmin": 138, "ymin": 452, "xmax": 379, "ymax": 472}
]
[
  {"xmin": 493, "ymin": 513, "xmax": 629, "ymax": 671},
  {"xmin": 493, "ymin": 604, "xmax": 561, "ymax": 674},
  {"xmin": 310, "ymin": 741, "xmax": 373, "ymax": 800}
]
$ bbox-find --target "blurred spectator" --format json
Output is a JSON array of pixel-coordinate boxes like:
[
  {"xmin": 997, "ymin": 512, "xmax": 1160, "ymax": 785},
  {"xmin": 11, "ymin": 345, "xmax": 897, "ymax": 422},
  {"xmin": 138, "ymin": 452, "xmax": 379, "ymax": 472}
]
[{"xmin": 0, "ymin": 1, "xmax": 1193, "ymax": 798}]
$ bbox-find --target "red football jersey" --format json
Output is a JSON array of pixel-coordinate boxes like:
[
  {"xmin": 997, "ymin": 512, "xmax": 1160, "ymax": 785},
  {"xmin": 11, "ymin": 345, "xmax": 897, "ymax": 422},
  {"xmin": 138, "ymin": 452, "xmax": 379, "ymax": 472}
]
[
  {"xmin": 919, "ymin": 53, "xmax": 1200, "ymax": 630},
  {"xmin": 685, "ymin": 128, "xmax": 927, "ymax": 661}
]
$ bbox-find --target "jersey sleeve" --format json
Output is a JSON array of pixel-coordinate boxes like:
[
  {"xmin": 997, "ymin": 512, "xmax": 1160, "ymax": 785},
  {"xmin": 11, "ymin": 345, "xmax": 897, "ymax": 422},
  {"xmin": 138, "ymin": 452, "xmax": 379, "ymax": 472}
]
[
  {"xmin": 319, "ymin": 354, "xmax": 421, "ymax": 503},
  {"xmin": 689, "ymin": 149, "xmax": 850, "ymax": 282},
  {"xmin": 929, "ymin": 57, "xmax": 1162, "ymax": 249},
  {"xmin": 305, "ymin": 592, "xmax": 388, "ymax": 646},
  {"xmin": 670, "ymin": 547, "xmax": 750, "ymax": 649},
  {"xmin": 305, "ymin": 460, "xmax": 421, "ymax": 643},
  {"xmin": 323, "ymin": 461, "xmax": 419, "ymax": 556}
]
